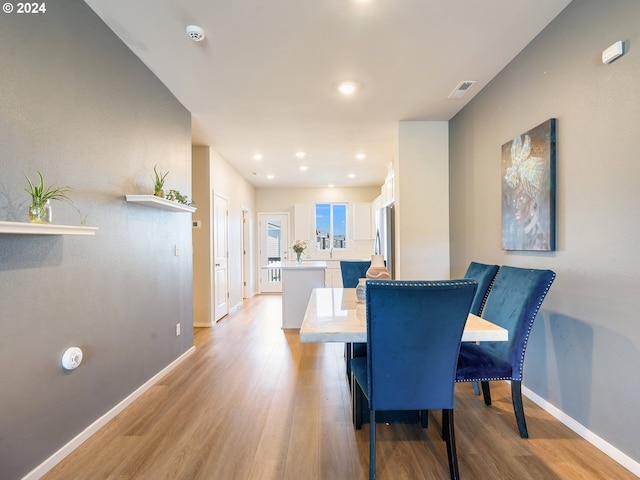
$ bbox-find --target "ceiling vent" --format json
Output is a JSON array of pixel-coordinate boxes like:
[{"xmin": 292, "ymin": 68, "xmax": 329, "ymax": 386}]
[
  {"xmin": 186, "ymin": 25, "xmax": 206, "ymax": 42},
  {"xmin": 448, "ymin": 80, "xmax": 477, "ymax": 99}
]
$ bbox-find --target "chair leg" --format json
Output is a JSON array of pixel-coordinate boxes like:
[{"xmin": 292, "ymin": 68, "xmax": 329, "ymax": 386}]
[
  {"xmin": 369, "ymin": 410, "xmax": 376, "ymax": 480},
  {"xmin": 442, "ymin": 409, "xmax": 460, "ymax": 480},
  {"xmin": 345, "ymin": 343, "xmax": 352, "ymax": 387},
  {"xmin": 481, "ymin": 381, "xmax": 492, "ymax": 405},
  {"xmin": 441, "ymin": 410, "xmax": 447, "ymax": 441},
  {"xmin": 472, "ymin": 381, "xmax": 481, "ymax": 395},
  {"xmin": 420, "ymin": 410, "xmax": 429, "ymax": 428},
  {"xmin": 511, "ymin": 380, "xmax": 529, "ymax": 438},
  {"xmin": 353, "ymin": 380, "xmax": 363, "ymax": 429}
]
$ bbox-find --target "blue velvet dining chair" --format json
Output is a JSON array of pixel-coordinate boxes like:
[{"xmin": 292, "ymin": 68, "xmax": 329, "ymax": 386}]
[
  {"xmin": 340, "ymin": 261, "xmax": 371, "ymax": 386},
  {"xmin": 464, "ymin": 262, "xmax": 500, "ymax": 317},
  {"xmin": 339, "ymin": 260, "xmax": 371, "ymax": 287},
  {"xmin": 463, "ymin": 262, "xmax": 500, "ymax": 395},
  {"xmin": 455, "ymin": 266, "xmax": 556, "ymax": 438},
  {"xmin": 351, "ymin": 279, "xmax": 478, "ymax": 480}
]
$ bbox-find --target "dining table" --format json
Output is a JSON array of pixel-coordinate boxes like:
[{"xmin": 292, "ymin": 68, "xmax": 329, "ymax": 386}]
[
  {"xmin": 300, "ymin": 287, "xmax": 508, "ymax": 343},
  {"xmin": 299, "ymin": 287, "xmax": 509, "ymax": 425}
]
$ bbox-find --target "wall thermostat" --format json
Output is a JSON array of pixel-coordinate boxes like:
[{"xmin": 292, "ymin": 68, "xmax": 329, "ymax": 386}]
[
  {"xmin": 602, "ymin": 40, "xmax": 624, "ymax": 64},
  {"xmin": 62, "ymin": 347, "xmax": 83, "ymax": 370}
]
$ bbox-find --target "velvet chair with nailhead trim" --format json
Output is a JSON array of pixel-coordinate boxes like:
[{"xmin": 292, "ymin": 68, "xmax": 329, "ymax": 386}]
[
  {"xmin": 455, "ymin": 266, "xmax": 556, "ymax": 438},
  {"xmin": 351, "ymin": 279, "xmax": 478, "ymax": 480}
]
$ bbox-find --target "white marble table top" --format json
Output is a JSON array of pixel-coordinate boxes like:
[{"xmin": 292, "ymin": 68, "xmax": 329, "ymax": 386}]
[
  {"xmin": 262, "ymin": 261, "xmax": 327, "ymax": 270},
  {"xmin": 299, "ymin": 288, "xmax": 508, "ymax": 343}
]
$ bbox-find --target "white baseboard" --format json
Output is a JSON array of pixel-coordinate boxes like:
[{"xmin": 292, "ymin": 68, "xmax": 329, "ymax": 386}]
[
  {"xmin": 22, "ymin": 346, "xmax": 196, "ymax": 480},
  {"xmin": 194, "ymin": 301, "xmax": 244, "ymax": 328},
  {"xmin": 522, "ymin": 385, "xmax": 640, "ymax": 477}
]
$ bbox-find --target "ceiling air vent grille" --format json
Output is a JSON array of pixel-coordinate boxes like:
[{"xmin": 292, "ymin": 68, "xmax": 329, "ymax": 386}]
[{"xmin": 448, "ymin": 80, "xmax": 477, "ymax": 99}]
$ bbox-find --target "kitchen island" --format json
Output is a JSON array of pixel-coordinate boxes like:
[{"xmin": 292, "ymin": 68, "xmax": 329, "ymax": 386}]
[{"xmin": 265, "ymin": 261, "xmax": 327, "ymax": 328}]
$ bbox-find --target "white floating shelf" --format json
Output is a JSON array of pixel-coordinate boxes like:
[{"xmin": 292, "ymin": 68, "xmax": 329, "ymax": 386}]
[
  {"xmin": 0, "ymin": 221, "xmax": 98, "ymax": 236},
  {"xmin": 125, "ymin": 195, "xmax": 196, "ymax": 213}
]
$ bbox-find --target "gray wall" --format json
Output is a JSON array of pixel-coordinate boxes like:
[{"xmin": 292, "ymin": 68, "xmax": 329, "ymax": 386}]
[
  {"xmin": 0, "ymin": 2, "xmax": 193, "ymax": 478},
  {"xmin": 450, "ymin": 0, "xmax": 640, "ymax": 465}
]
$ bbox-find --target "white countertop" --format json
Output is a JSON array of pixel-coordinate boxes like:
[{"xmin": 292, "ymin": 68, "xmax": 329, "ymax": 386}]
[{"xmin": 263, "ymin": 261, "xmax": 327, "ymax": 270}]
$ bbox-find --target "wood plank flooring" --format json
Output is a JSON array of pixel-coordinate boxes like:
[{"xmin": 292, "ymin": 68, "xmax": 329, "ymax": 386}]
[{"xmin": 43, "ymin": 294, "xmax": 636, "ymax": 479}]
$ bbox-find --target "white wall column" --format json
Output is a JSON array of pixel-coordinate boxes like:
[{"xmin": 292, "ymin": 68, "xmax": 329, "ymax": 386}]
[{"xmin": 396, "ymin": 121, "xmax": 450, "ymax": 280}]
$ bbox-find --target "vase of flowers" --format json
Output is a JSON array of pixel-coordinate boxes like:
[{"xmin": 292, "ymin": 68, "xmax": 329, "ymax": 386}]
[{"xmin": 290, "ymin": 240, "xmax": 307, "ymax": 264}]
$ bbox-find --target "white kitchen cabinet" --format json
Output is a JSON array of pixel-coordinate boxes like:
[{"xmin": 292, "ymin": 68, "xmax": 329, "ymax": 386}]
[
  {"xmin": 325, "ymin": 260, "xmax": 344, "ymax": 288},
  {"xmin": 382, "ymin": 170, "xmax": 395, "ymax": 206},
  {"xmin": 352, "ymin": 202, "xmax": 372, "ymax": 240},
  {"xmin": 293, "ymin": 203, "xmax": 313, "ymax": 241}
]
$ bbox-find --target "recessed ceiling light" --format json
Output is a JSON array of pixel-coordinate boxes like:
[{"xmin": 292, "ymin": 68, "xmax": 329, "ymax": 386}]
[
  {"xmin": 338, "ymin": 82, "xmax": 357, "ymax": 95},
  {"xmin": 348, "ymin": 173, "xmax": 356, "ymax": 178},
  {"xmin": 253, "ymin": 154, "xmax": 263, "ymax": 160},
  {"xmin": 295, "ymin": 151, "xmax": 306, "ymax": 158},
  {"xmin": 299, "ymin": 165, "xmax": 309, "ymax": 171},
  {"xmin": 355, "ymin": 153, "xmax": 366, "ymax": 160},
  {"xmin": 328, "ymin": 184, "xmax": 335, "ymax": 188},
  {"xmin": 266, "ymin": 174, "xmax": 275, "ymax": 180}
]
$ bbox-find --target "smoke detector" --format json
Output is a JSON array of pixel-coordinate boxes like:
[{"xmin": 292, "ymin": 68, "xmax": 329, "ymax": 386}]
[{"xmin": 186, "ymin": 25, "xmax": 206, "ymax": 42}]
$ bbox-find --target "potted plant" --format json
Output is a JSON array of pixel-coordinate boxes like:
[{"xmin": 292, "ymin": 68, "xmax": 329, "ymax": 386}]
[
  {"xmin": 165, "ymin": 189, "xmax": 195, "ymax": 207},
  {"xmin": 24, "ymin": 171, "xmax": 73, "ymax": 224},
  {"xmin": 152, "ymin": 165, "xmax": 168, "ymax": 197}
]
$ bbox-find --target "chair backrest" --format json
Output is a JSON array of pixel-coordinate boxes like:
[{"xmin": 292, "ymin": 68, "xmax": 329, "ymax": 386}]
[
  {"xmin": 481, "ymin": 266, "xmax": 556, "ymax": 380},
  {"xmin": 365, "ymin": 279, "xmax": 478, "ymax": 411},
  {"xmin": 464, "ymin": 262, "xmax": 500, "ymax": 315},
  {"xmin": 340, "ymin": 261, "xmax": 371, "ymax": 288}
]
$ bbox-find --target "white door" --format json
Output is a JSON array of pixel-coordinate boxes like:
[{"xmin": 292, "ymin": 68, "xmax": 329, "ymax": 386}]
[
  {"xmin": 259, "ymin": 212, "xmax": 289, "ymax": 293},
  {"xmin": 242, "ymin": 208, "xmax": 251, "ymax": 299},
  {"xmin": 213, "ymin": 193, "xmax": 229, "ymax": 321}
]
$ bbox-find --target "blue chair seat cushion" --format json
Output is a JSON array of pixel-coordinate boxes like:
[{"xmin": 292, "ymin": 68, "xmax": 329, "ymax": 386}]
[{"xmin": 456, "ymin": 343, "xmax": 512, "ymax": 382}]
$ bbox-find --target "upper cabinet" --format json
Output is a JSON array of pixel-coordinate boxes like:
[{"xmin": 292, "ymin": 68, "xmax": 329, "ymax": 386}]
[
  {"xmin": 352, "ymin": 202, "xmax": 372, "ymax": 240},
  {"xmin": 381, "ymin": 167, "xmax": 395, "ymax": 206},
  {"xmin": 293, "ymin": 203, "xmax": 314, "ymax": 241}
]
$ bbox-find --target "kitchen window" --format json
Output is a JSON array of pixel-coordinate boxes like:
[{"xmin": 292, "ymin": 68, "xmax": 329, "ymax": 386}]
[{"xmin": 315, "ymin": 203, "xmax": 347, "ymax": 250}]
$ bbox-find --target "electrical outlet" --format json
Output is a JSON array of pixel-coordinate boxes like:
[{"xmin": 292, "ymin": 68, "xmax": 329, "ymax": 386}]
[{"xmin": 175, "ymin": 323, "xmax": 181, "ymax": 336}]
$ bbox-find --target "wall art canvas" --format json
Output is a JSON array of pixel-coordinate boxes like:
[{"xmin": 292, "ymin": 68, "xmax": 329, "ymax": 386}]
[{"xmin": 501, "ymin": 118, "xmax": 556, "ymax": 251}]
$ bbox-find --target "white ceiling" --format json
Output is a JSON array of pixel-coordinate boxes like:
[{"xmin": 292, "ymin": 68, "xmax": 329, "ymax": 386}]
[{"xmin": 84, "ymin": 0, "xmax": 571, "ymax": 189}]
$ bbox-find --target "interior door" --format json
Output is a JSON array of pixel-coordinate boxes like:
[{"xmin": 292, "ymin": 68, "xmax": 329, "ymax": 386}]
[
  {"xmin": 258, "ymin": 212, "xmax": 289, "ymax": 293},
  {"xmin": 213, "ymin": 193, "xmax": 229, "ymax": 321}
]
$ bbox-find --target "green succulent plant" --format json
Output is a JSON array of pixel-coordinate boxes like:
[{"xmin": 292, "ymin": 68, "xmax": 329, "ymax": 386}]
[
  {"xmin": 24, "ymin": 171, "xmax": 74, "ymax": 224},
  {"xmin": 24, "ymin": 171, "xmax": 73, "ymax": 205},
  {"xmin": 152, "ymin": 165, "xmax": 169, "ymax": 196}
]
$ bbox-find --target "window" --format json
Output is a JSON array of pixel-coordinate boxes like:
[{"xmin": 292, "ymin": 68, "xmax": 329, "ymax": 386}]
[{"xmin": 315, "ymin": 203, "xmax": 347, "ymax": 250}]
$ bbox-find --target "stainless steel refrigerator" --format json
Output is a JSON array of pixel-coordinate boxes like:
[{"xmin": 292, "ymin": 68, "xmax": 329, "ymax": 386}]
[{"xmin": 374, "ymin": 204, "xmax": 395, "ymax": 279}]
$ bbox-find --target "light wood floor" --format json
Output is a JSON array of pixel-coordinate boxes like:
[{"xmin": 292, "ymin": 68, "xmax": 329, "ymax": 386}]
[{"xmin": 44, "ymin": 294, "xmax": 636, "ymax": 480}]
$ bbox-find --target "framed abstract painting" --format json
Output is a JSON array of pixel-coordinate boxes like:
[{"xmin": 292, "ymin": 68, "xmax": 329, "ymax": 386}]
[{"xmin": 501, "ymin": 118, "xmax": 556, "ymax": 251}]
